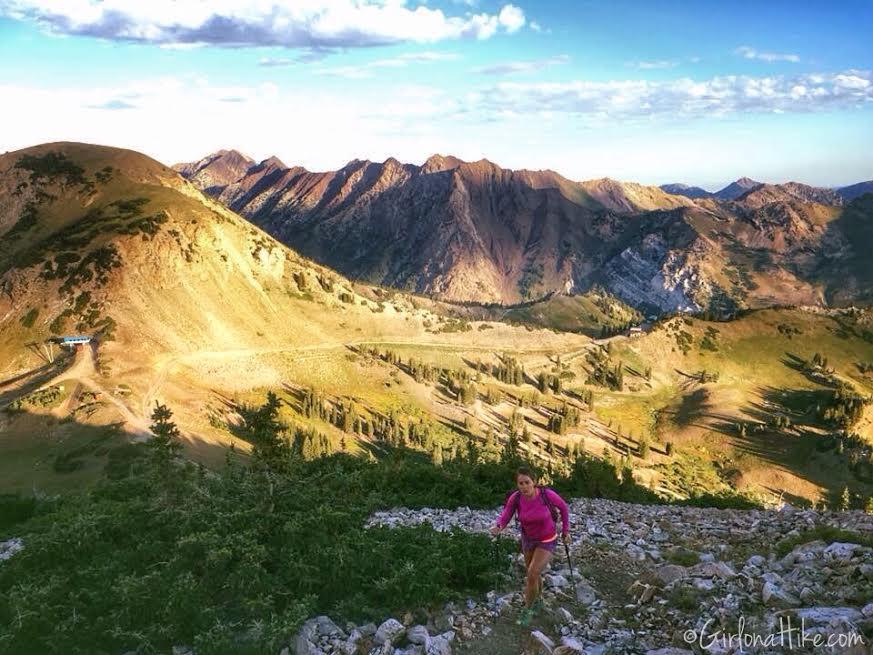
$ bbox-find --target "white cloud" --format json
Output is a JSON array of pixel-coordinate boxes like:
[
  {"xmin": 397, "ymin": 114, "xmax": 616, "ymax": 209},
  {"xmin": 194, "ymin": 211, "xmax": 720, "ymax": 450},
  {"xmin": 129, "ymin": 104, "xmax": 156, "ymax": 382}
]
[
  {"xmin": 476, "ymin": 70, "xmax": 873, "ymax": 119},
  {"xmin": 735, "ymin": 46, "xmax": 800, "ymax": 63},
  {"xmin": 396, "ymin": 51, "xmax": 460, "ymax": 62},
  {"xmin": 632, "ymin": 60, "xmax": 680, "ymax": 70},
  {"xmin": 3, "ymin": 72, "xmax": 871, "ymax": 188},
  {"xmin": 258, "ymin": 48, "xmax": 337, "ymax": 66},
  {"xmin": 498, "ymin": 5, "xmax": 525, "ymax": 33},
  {"xmin": 258, "ymin": 57, "xmax": 295, "ymax": 68},
  {"xmin": 318, "ymin": 50, "xmax": 459, "ymax": 78},
  {"xmin": 472, "ymin": 54, "xmax": 569, "ymax": 76},
  {"xmin": 1, "ymin": 0, "xmax": 526, "ymax": 48}
]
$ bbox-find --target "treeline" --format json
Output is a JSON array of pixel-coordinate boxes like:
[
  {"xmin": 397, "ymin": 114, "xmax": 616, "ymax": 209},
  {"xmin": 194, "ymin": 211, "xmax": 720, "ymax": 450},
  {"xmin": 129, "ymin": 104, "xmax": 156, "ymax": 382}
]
[
  {"xmin": 475, "ymin": 355, "xmax": 525, "ymax": 386},
  {"xmin": 586, "ymin": 346, "xmax": 624, "ymax": 391},
  {"xmin": 548, "ymin": 400, "xmax": 581, "ymax": 435},
  {"xmin": 298, "ymin": 387, "xmax": 439, "ymax": 450},
  {"xmin": 816, "ymin": 385, "xmax": 870, "ymax": 430},
  {"xmin": 365, "ymin": 348, "xmax": 478, "ymax": 405}
]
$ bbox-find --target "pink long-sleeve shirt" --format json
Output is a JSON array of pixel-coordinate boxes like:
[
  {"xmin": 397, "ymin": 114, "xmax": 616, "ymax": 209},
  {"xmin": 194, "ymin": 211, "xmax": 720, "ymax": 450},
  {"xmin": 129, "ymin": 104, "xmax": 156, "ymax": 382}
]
[{"xmin": 496, "ymin": 488, "xmax": 570, "ymax": 541}]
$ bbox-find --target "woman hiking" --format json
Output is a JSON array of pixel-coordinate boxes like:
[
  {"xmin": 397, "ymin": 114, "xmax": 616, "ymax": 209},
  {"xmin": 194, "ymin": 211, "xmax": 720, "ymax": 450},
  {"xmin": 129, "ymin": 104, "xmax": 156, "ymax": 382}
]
[{"xmin": 490, "ymin": 467, "xmax": 570, "ymax": 626}]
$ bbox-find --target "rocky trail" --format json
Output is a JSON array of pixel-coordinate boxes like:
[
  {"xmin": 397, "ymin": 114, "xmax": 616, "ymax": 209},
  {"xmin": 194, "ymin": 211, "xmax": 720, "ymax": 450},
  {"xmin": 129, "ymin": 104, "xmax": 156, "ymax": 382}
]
[{"xmin": 295, "ymin": 498, "xmax": 873, "ymax": 655}]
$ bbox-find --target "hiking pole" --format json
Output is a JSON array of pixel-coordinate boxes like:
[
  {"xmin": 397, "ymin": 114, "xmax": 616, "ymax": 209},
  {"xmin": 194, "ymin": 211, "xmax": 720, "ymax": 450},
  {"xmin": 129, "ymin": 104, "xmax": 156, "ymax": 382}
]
[{"xmin": 563, "ymin": 537, "xmax": 577, "ymax": 588}]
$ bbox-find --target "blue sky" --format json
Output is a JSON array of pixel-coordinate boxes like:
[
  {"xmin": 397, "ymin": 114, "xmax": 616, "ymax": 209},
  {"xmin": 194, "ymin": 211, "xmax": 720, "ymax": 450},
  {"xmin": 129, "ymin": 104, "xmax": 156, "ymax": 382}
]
[{"xmin": 0, "ymin": 0, "xmax": 871, "ymax": 189}]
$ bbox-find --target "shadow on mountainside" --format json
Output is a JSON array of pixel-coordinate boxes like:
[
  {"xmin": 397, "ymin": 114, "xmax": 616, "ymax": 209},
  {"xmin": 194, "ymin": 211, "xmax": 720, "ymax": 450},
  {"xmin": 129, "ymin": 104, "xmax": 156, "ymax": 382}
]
[
  {"xmin": 0, "ymin": 352, "xmax": 75, "ymax": 410},
  {"xmin": 708, "ymin": 385, "xmax": 872, "ymax": 500}
]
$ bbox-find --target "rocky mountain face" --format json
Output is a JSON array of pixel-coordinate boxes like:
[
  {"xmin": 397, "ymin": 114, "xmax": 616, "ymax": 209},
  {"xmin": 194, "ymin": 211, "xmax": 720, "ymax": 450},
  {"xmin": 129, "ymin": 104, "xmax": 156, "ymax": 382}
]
[
  {"xmin": 186, "ymin": 154, "xmax": 649, "ymax": 304},
  {"xmin": 176, "ymin": 151, "xmax": 873, "ymax": 314},
  {"xmin": 736, "ymin": 182, "xmax": 845, "ymax": 209},
  {"xmin": 172, "ymin": 149, "xmax": 255, "ymax": 194}
]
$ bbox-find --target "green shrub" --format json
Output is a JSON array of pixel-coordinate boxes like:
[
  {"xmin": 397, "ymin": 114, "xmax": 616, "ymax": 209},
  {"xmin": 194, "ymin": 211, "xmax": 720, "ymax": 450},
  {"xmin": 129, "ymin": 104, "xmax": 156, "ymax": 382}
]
[
  {"xmin": 19, "ymin": 308, "xmax": 39, "ymax": 329},
  {"xmin": 0, "ymin": 452, "xmax": 515, "ymax": 653},
  {"xmin": 0, "ymin": 494, "xmax": 38, "ymax": 533},
  {"xmin": 774, "ymin": 527, "xmax": 873, "ymax": 558},
  {"xmin": 14, "ymin": 152, "xmax": 88, "ymax": 187},
  {"xmin": 52, "ymin": 453, "xmax": 84, "ymax": 473},
  {"xmin": 681, "ymin": 490, "xmax": 762, "ymax": 510}
]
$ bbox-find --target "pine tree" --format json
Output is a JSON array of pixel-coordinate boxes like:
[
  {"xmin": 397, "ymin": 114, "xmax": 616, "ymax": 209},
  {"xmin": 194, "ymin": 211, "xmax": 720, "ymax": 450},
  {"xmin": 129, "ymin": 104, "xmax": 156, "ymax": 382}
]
[
  {"xmin": 148, "ymin": 401, "xmax": 182, "ymax": 468},
  {"xmin": 639, "ymin": 436, "xmax": 650, "ymax": 460},
  {"xmin": 248, "ymin": 392, "xmax": 291, "ymax": 469},
  {"xmin": 466, "ymin": 440, "xmax": 479, "ymax": 465},
  {"xmin": 835, "ymin": 486, "xmax": 851, "ymax": 511}
]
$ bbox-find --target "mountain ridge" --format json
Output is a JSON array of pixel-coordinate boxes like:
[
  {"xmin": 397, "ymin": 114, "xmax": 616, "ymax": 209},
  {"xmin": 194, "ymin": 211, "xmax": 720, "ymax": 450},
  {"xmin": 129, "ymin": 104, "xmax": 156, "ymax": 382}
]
[{"xmin": 176, "ymin": 148, "xmax": 873, "ymax": 313}]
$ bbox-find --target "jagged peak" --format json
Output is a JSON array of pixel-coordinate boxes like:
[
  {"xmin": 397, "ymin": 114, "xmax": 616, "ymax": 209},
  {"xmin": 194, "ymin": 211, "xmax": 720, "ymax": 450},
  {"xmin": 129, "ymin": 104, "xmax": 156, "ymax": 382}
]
[
  {"xmin": 259, "ymin": 155, "xmax": 286, "ymax": 170},
  {"xmin": 422, "ymin": 154, "xmax": 464, "ymax": 173},
  {"xmin": 340, "ymin": 158, "xmax": 373, "ymax": 171},
  {"xmin": 580, "ymin": 176, "xmax": 627, "ymax": 187},
  {"xmin": 202, "ymin": 149, "xmax": 254, "ymax": 167}
]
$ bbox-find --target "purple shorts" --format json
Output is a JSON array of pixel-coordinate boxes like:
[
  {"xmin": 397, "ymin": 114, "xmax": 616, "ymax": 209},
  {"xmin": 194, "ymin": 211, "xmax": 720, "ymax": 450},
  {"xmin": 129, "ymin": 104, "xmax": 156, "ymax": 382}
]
[{"xmin": 521, "ymin": 533, "xmax": 558, "ymax": 553}]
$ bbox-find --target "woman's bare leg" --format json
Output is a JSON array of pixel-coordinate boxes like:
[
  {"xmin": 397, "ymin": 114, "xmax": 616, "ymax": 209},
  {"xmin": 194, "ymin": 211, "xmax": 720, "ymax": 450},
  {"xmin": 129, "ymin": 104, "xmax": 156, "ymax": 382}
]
[{"xmin": 524, "ymin": 548, "xmax": 552, "ymax": 608}]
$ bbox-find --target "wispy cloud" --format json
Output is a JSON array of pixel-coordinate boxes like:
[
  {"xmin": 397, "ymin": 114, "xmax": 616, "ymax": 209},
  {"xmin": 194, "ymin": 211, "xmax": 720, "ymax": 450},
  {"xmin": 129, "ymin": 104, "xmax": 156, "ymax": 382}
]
[
  {"xmin": 319, "ymin": 51, "xmax": 460, "ymax": 79},
  {"xmin": 88, "ymin": 99, "xmax": 136, "ymax": 110},
  {"xmin": 397, "ymin": 51, "xmax": 460, "ymax": 63},
  {"xmin": 1, "ymin": 1, "xmax": 526, "ymax": 49},
  {"xmin": 258, "ymin": 57, "xmax": 295, "ymax": 68},
  {"xmin": 473, "ymin": 54, "xmax": 569, "ymax": 76},
  {"xmin": 473, "ymin": 70, "xmax": 873, "ymax": 119},
  {"xmin": 631, "ymin": 60, "xmax": 680, "ymax": 70},
  {"xmin": 735, "ymin": 46, "xmax": 800, "ymax": 63}
]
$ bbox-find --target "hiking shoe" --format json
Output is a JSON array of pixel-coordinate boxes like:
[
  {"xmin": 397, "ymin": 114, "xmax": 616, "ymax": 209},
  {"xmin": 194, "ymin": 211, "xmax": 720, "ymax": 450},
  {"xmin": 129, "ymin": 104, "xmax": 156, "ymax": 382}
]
[{"xmin": 516, "ymin": 607, "xmax": 534, "ymax": 626}]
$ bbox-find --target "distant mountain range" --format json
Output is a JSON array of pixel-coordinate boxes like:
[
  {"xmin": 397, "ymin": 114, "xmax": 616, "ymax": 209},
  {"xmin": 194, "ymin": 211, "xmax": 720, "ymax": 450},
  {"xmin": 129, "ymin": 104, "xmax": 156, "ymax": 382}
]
[
  {"xmin": 660, "ymin": 176, "xmax": 866, "ymax": 203},
  {"xmin": 174, "ymin": 150, "xmax": 873, "ymax": 313}
]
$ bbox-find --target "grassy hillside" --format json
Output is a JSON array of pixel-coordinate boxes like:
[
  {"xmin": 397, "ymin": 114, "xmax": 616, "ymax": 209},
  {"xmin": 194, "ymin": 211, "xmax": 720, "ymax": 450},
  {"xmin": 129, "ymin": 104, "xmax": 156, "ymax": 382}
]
[
  {"xmin": 2, "ymin": 144, "xmax": 872, "ymax": 509},
  {"xmin": 0, "ymin": 143, "xmax": 590, "ymax": 489},
  {"xmin": 578, "ymin": 308, "xmax": 873, "ymax": 505}
]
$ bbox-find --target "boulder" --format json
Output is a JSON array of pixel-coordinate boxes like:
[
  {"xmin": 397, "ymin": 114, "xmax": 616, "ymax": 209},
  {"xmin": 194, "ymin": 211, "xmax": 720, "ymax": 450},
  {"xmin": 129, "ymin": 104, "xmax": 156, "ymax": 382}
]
[
  {"xmin": 315, "ymin": 615, "xmax": 345, "ymax": 638},
  {"xmin": 0, "ymin": 538, "xmax": 24, "ymax": 562},
  {"xmin": 530, "ymin": 630, "xmax": 555, "ymax": 653},
  {"xmin": 552, "ymin": 636, "xmax": 587, "ymax": 654},
  {"xmin": 688, "ymin": 561, "xmax": 736, "ymax": 580},
  {"xmin": 651, "ymin": 564, "xmax": 688, "ymax": 586},
  {"xmin": 574, "ymin": 582, "xmax": 598, "ymax": 605},
  {"xmin": 823, "ymin": 542, "xmax": 860, "ymax": 562},
  {"xmin": 793, "ymin": 606, "xmax": 863, "ymax": 625},
  {"xmin": 407, "ymin": 625, "xmax": 431, "ymax": 646},
  {"xmin": 293, "ymin": 619, "xmax": 319, "ymax": 655},
  {"xmin": 426, "ymin": 631, "xmax": 454, "ymax": 655},
  {"xmin": 374, "ymin": 618, "xmax": 405, "ymax": 646},
  {"xmin": 546, "ymin": 574, "xmax": 570, "ymax": 588},
  {"xmin": 762, "ymin": 581, "xmax": 801, "ymax": 608}
]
